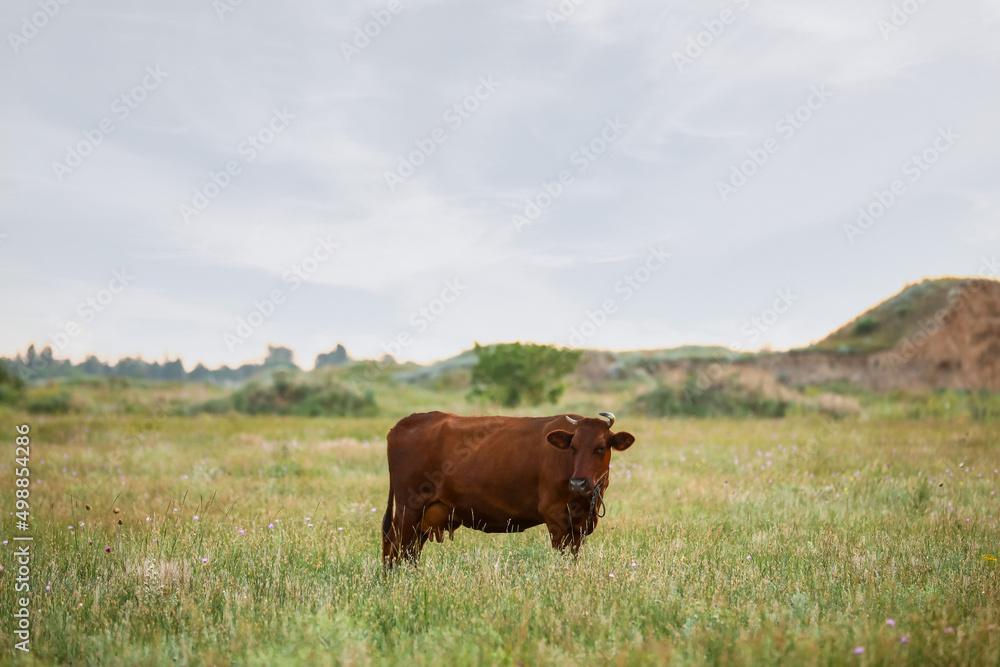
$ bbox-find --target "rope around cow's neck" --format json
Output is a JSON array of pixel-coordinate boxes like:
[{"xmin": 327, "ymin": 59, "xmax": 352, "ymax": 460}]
[
  {"xmin": 590, "ymin": 469, "xmax": 609, "ymax": 520},
  {"xmin": 565, "ymin": 469, "xmax": 610, "ymax": 546}
]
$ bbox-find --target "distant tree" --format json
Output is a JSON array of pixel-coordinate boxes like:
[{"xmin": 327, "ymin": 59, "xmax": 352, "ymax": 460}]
[
  {"xmin": 114, "ymin": 357, "xmax": 149, "ymax": 379},
  {"xmin": 39, "ymin": 346, "xmax": 54, "ymax": 365},
  {"xmin": 315, "ymin": 344, "xmax": 349, "ymax": 368},
  {"xmin": 81, "ymin": 355, "xmax": 107, "ymax": 376},
  {"xmin": 468, "ymin": 342, "xmax": 582, "ymax": 408},
  {"xmin": 263, "ymin": 345, "xmax": 296, "ymax": 369},
  {"xmin": 161, "ymin": 359, "xmax": 185, "ymax": 381},
  {"xmin": 188, "ymin": 363, "xmax": 211, "ymax": 382}
]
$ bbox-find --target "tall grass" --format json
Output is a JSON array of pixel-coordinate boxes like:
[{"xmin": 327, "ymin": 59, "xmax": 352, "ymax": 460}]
[{"xmin": 1, "ymin": 414, "xmax": 997, "ymax": 665}]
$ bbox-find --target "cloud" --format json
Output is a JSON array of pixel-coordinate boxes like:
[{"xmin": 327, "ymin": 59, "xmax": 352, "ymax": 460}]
[{"xmin": 2, "ymin": 0, "xmax": 999, "ymax": 366}]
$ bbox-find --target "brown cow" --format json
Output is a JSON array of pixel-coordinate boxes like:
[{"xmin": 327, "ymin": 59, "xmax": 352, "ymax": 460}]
[{"xmin": 381, "ymin": 410, "xmax": 635, "ymax": 566}]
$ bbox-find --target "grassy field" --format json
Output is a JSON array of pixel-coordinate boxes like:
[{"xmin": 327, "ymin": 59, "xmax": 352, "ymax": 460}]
[{"xmin": 1, "ymin": 412, "xmax": 998, "ymax": 665}]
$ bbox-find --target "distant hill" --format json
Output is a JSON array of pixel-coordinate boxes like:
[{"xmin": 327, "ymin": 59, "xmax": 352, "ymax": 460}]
[
  {"xmin": 392, "ymin": 345, "xmax": 737, "ymax": 385},
  {"xmin": 808, "ymin": 278, "xmax": 975, "ymax": 354}
]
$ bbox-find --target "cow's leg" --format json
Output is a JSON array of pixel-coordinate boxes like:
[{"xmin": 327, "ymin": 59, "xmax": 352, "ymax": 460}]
[
  {"xmin": 543, "ymin": 499, "xmax": 590, "ymax": 555},
  {"xmin": 544, "ymin": 517, "xmax": 571, "ymax": 551},
  {"xmin": 381, "ymin": 488, "xmax": 396, "ymax": 565},
  {"xmin": 394, "ymin": 506, "xmax": 425, "ymax": 564}
]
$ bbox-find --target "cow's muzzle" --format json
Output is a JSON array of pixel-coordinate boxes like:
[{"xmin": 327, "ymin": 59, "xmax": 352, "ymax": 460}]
[{"xmin": 568, "ymin": 478, "xmax": 590, "ymax": 495}]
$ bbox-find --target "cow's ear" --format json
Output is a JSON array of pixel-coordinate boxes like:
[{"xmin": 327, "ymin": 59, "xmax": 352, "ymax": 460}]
[
  {"xmin": 546, "ymin": 430, "xmax": 573, "ymax": 450},
  {"xmin": 610, "ymin": 431, "xmax": 635, "ymax": 451}
]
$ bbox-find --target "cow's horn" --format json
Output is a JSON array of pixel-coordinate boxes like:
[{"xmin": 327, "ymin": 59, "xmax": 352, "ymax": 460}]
[
  {"xmin": 597, "ymin": 412, "xmax": 615, "ymax": 428},
  {"xmin": 565, "ymin": 415, "xmax": 578, "ymax": 425}
]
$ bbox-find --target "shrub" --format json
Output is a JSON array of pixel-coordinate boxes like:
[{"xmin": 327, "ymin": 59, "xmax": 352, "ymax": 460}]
[
  {"xmin": 633, "ymin": 375, "xmax": 788, "ymax": 418},
  {"xmin": 228, "ymin": 372, "xmax": 378, "ymax": 417},
  {"xmin": 0, "ymin": 360, "xmax": 25, "ymax": 405},
  {"xmin": 468, "ymin": 342, "xmax": 581, "ymax": 407},
  {"xmin": 25, "ymin": 387, "xmax": 74, "ymax": 414},
  {"xmin": 854, "ymin": 315, "xmax": 878, "ymax": 335}
]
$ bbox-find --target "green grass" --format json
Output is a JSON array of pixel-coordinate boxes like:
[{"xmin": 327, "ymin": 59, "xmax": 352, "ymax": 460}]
[{"xmin": 2, "ymin": 413, "xmax": 999, "ymax": 665}]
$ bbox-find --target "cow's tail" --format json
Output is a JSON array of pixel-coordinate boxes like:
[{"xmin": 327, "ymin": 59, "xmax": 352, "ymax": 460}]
[{"xmin": 381, "ymin": 486, "xmax": 394, "ymax": 563}]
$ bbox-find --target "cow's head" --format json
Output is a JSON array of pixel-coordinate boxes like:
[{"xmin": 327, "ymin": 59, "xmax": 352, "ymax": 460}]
[{"xmin": 546, "ymin": 412, "xmax": 635, "ymax": 495}]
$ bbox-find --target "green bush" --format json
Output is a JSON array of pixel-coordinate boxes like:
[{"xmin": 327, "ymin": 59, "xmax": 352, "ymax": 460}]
[
  {"xmin": 227, "ymin": 372, "xmax": 378, "ymax": 417},
  {"xmin": 0, "ymin": 360, "xmax": 25, "ymax": 405},
  {"xmin": 468, "ymin": 342, "xmax": 581, "ymax": 407},
  {"xmin": 854, "ymin": 315, "xmax": 878, "ymax": 335},
  {"xmin": 633, "ymin": 375, "xmax": 788, "ymax": 418},
  {"xmin": 25, "ymin": 388, "xmax": 74, "ymax": 414}
]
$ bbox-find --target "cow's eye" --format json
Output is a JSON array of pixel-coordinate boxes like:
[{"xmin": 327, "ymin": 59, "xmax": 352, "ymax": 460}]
[{"xmin": 596, "ymin": 447, "xmax": 606, "ymax": 456}]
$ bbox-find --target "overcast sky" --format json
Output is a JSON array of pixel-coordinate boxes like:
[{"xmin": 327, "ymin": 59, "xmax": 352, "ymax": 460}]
[{"xmin": 2, "ymin": 0, "xmax": 999, "ymax": 368}]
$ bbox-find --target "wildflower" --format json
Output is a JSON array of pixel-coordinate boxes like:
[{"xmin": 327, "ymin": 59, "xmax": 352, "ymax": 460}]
[
  {"xmin": 631, "ymin": 562, "xmax": 637, "ymax": 568},
  {"xmin": 238, "ymin": 529, "xmax": 245, "ymax": 535},
  {"xmin": 747, "ymin": 556, "xmax": 752, "ymax": 560},
  {"xmin": 981, "ymin": 555, "xmax": 998, "ymax": 562},
  {"xmin": 268, "ymin": 524, "xmax": 274, "ymax": 529},
  {"xmin": 88, "ymin": 541, "xmax": 93, "ymax": 546},
  {"xmin": 609, "ymin": 573, "xmax": 615, "ymax": 578},
  {"xmin": 900, "ymin": 636, "xmax": 910, "ymax": 644},
  {"xmin": 944, "ymin": 627, "xmax": 955, "ymax": 633},
  {"xmin": 79, "ymin": 521, "xmax": 84, "ymax": 526},
  {"xmin": 886, "ymin": 618, "xmax": 896, "ymax": 627},
  {"xmin": 2, "ymin": 540, "xmax": 6, "ymax": 546},
  {"xmin": 853, "ymin": 647, "xmax": 864, "ymax": 654},
  {"xmin": 67, "ymin": 526, "xmax": 73, "ymax": 530},
  {"xmin": 201, "ymin": 558, "xmax": 209, "ymax": 563},
  {"xmin": 173, "ymin": 508, "xmax": 178, "ymax": 512},
  {"xmin": 193, "ymin": 516, "xmax": 199, "ymax": 521},
  {"xmin": 45, "ymin": 585, "xmax": 50, "ymax": 590},
  {"xmin": 146, "ymin": 517, "xmax": 151, "ymax": 522},
  {"xmin": 153, "ymin": 538, "xmax": 157, "ymax": 543},
  {"xmin": 113, "ymin": 507, "xmax": 120, "ymax": 514},
  {"xmin": 308, "ymin": 524, "xmax": 313, "ymax": 527},
  {"xmin": 117, "ymin": 519, "xmax": 123, "ymax": 525},
  {"xmin": 104, "ymin": 546, "xmax": 111, "ymax": 552},
  {"xmin": 338, "ymin": 527, "xmax": 343, "ymax": 531}
]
